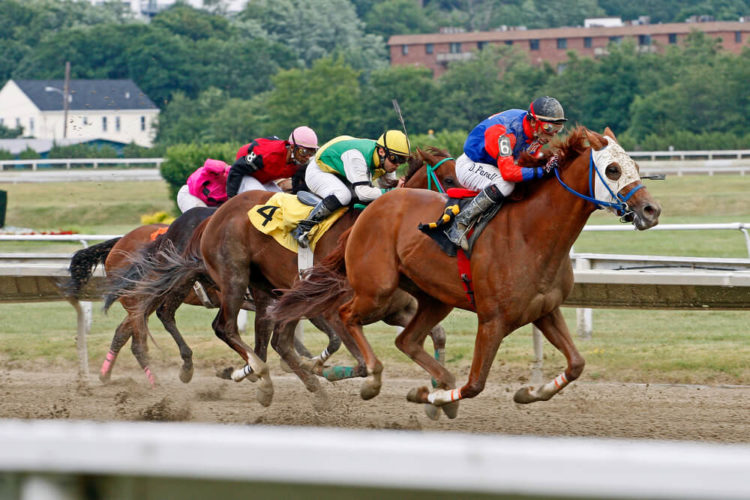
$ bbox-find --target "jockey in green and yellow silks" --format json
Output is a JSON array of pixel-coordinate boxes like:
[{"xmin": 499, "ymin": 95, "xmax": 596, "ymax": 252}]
[{"xmin": 292, "ymin": 130, "xmax": 410, "ymax": 248}]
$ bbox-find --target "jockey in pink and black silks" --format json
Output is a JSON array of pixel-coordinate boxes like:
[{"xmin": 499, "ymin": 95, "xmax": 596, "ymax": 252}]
[
  {"xmin": 446, "ymin": 96, "xmax": 567, "ymax": 250},
  {"xmin": 226, "ymin": 126, "xmax": 319, "ymax": 198}
]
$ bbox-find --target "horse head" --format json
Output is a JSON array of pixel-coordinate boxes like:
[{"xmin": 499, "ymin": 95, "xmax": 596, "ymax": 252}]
[
  {"xmin": 555, "ymin": 127, "xmax": 661, "ymax": 230},
  {"xmin": 404, "ymin": 147, "xmax": 461, "ymax": 193}
]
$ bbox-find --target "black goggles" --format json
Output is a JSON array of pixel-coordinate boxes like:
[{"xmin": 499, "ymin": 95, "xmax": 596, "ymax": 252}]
[
  {"xmin": 294, "ymin": 145, "xmax": 317, "ymax": 157},
  {"xmin": 387, "ymin": 153, "xmax": 408, "ymax": 165}
]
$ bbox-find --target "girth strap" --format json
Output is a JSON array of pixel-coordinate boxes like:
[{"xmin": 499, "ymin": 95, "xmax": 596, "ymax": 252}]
[{"xmin": 456, "ymin": 231, "xmax": 476, "ymax": 310}]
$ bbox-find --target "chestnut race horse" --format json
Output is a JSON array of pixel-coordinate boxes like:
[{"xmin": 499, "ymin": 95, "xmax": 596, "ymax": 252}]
[
  {"xmin": 271, "ymin": 127, "xmax": 662, "ymax": 418},
  {"xmin": 125, "ymin": 148, "xmax": 460, "ymax": 410}
]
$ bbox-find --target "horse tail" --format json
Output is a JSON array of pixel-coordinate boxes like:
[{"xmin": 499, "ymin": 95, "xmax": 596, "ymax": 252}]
[
  {"xmin": 62, "ymin": 237, "xmax": 121, "ymax": 298},
  {"xmin": 271, "ymin": 228, "xmax": 352, "ymax": 326},
  {"xmin": 105, "ymin": 219, "xmax": 210, "ymax": 314}
]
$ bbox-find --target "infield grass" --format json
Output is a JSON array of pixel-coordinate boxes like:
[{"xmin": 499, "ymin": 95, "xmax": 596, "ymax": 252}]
[{"xmin": 0, "ymin": 175, "xmax": 748, "ymax": 385}]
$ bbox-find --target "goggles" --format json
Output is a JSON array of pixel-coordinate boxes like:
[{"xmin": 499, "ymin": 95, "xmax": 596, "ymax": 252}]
[
  {"xmin": 294, "ymin": 145, "xmax": 317, "ymax": 158},
  {"xmin": 539, "ymin": 120, "xmax": 564, "ymax": 134},
  {"xmin": 387, "ymin": 153, "xmax": 408, "ymax": 165}
]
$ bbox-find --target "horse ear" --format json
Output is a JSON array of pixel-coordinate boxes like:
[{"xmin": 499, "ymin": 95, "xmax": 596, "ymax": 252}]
[
  {"xmin": 585, "ymin": 129, "xmax": 607, "ymax": 151},
  {"xmin": 603, "ymin": 127, "xmax": 618, "ymax": 142}
]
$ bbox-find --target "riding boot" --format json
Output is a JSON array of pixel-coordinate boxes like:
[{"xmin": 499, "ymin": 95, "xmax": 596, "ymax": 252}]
[
  {"xmin": 292, "ymin": 195, "xmax": 342, "ymax": 248},
  {"xmin": 445, "ymin": 185, "xmax": 504, "ymax": 251}
]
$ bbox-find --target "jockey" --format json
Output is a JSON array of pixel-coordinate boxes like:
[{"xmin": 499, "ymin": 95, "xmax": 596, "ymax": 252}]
[
  {"xmin": 176, "ymin": 158, "xmax": 231, "ymax": 213},
  {"xmin": 445, "ymin": 96, "xmax": 566, "ymax": 250},
  {"xmin": 292, "ymin": 130, "xmax": 410, "ymax": 247},
  {"xmin": 226, "ymin": 125, "xmax": 319, "ymax": 198}
]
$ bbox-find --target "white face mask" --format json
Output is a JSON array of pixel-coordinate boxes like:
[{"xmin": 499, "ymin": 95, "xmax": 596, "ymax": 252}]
[{"xmin": 592, "ymin": 137, "xmax": 642, "ymax": 214}]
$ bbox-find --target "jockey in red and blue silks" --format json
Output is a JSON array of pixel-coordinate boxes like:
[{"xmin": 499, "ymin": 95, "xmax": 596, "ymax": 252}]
[{"xmin": 446, "ymin": 96, "xmax": 567, "ymax": 250}]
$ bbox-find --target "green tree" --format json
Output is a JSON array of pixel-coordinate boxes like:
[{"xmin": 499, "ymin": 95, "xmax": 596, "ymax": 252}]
[
  {"xmin": 364, "ymin": 0, "xmax": 437, "ymax": 39},
  {"xmin": 0, "ymin": 123, "xmax": 23, "ymax": 139}
]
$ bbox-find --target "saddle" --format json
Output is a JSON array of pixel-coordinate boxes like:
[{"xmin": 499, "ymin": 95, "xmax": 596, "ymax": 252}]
[{"xmin": 418, "ymin": 188, "xmax": 503, "ymax": 257}]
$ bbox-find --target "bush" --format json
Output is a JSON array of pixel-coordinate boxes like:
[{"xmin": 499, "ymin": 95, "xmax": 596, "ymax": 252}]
[
  {"xmin": 410, "ymin": 130, "xmax": 467, "ymax": 157},
  {"xmin": 18, "ymin": 147, "xmax": 40, "ymax": 160},
  {"xmin": 124, "ymin": 142, "xmax": 165, "ymax": 158},
  {"xmin": 48, "ymin": 143, "xmax": 117, "ymax": 159},
  {"xmin": 160, "ymin": 143, "xmax": 238, "ymax": 201}
]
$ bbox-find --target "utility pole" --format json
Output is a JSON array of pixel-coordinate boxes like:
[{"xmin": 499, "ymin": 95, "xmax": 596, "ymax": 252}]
[{"xmin": 62, "ymin": 61, "xmax": 70, "ymax": 139}]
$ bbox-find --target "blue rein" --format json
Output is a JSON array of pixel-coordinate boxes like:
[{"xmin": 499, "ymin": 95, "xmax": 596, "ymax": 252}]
[
  {"xmin": 553, "ymin": 151, "xmax": 643, "ymax": 217},
  {"xmin": 427, "ymin": 157, "xmax": 453, "ymax": 194}
]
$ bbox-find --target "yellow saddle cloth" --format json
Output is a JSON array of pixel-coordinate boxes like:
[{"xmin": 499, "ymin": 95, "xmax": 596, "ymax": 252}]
[{"xmin": 247, "ymin": 193, "xmax": 347, "ymax": 252}]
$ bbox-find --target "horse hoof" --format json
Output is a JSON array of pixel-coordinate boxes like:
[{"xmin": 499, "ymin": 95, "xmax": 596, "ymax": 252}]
[
  {"xmin": 179, "ymin": 365, "xmax": 194, "ymax": 384},
  {"xmin": 360, "ymin": 379, "xmax": 381, "ymax": 400},
  {"xmin": 216, "ymin": 367, "xmax": 234, "ymax": 380},
  {"xmin": 424, "ymin": 404, "xmax": 441, "ymax": 421},
  {"xmin": 406, "ymin": 386, "xmax": 429, "ymax": 404},
  {"xmin": 99, "ymin": 372, "xmax": 111, "ymax": 384},
  {"xmin": 513, "ymin": 386, "xmax": 536, "ymax": 404},
  {"xmin": 256, "ymin": 378, "xmax": 274, "ymax": 407},
  {"xmin": 441, "ymin": 401, "xmax": 460, "ymax": 419},
  {"xmin": 245, "ymin": 372, "xmax": 259, "ymax": 383},
  {"xmin": 312, "ymin": 388, "xmax": 331, "ymax": 413}
]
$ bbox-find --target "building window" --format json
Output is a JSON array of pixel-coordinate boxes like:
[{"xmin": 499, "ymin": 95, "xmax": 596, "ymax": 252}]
[
  {"xmin": 15, "ymin": 118, "xmax": 21, "ymax": 128},
  {"xmin": 425, "ymin": 43, "xmax": 433, "ymax": 54},
  {"xmin": 83, "ymin": 116, "xmax": 89, "ymax": 125},
  {"xmin": 402, "ymin": 44, "xmax": 409, "ymax": 55},
  {"xmin": 736, "ymin": 31, "xmax": 742, "ymax": 43},
  {"xmin": 140, "ymin": 116, "xmax": 146, "ymax": 131},
  {"xmin": 638, "ymin": 34, "xmax": 651, "ymax": 46},
  {"xmin": 668, "ymin": 33, "xmax": 677, "ymax": 44},
  {"xmin": 530, "ymin": 39, "xmax": 539, "ymax": 50},
  {"xmin": 450, "ymin": 42, "xmax": 461, "ymax": 53},
  {"xmin": 477, "ymin": 41, "xmax": 486, "ymax": 50},
  {"xmin": 505, "ymin": 40, "xmax": 513, "ymax": 46},
  {"xmin": 557, "ymin": 38, "xmax": 567, "ymax": 49},
  {"xmin": 609, "ymin": 36, "xmax": 622, "ymax": 44},
  {"xmin": 115, "ymin": 116, "xmax": 121, "ymax": 132},
  {"xmin": 584, "ymin": 37, "xmax": 592, "ymax": 48},
  {"xmin": 29, "ymin": 118, "xmax": 34, "ymax": 134},
  {"xmin": 0, "ymin": 118, "xmax": 3, "ymax": 126},
  {"xmin": 102, "ymin": 116, "xmax": 107, "ymax": 132}
]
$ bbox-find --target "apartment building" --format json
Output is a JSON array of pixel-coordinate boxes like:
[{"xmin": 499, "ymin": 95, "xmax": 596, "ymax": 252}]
[{"xmin": 389, "ymin": 21, "xmax": 750, "ymax": 77}]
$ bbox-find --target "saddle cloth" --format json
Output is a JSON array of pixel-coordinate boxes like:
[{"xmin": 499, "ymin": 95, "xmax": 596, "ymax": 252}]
[{"xmin": 248, "ymin": 193, "xmax": 347, "ymax": 252}]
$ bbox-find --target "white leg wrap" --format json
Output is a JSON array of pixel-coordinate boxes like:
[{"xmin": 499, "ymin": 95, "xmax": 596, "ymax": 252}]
[
  {"xmin": 231, "ymin": 364, "xmax": 254, "ymax": 382},
  {"xmin": 427, "ymin": 388, "xmax": 461, "ymax": 406},
  {"xmin": 315, "ymin": 347, "xmax": 331, "ymax": 363},
  {"xmin": 535, "ymin": 372, "xmax": 569, "ymax": 400}
]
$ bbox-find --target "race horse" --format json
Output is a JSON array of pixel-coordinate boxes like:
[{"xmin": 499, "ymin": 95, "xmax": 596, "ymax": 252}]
[
  {"xmin": 65, "ymin": 208, "xmax": 225, "ymax": 385},
  {"xmin": 121, "ymin": 148, "xmax": 460, "ymax": 410},
  {"xmin": 270, "ymin": 127, "xmax": 662, "ymax": 418}
]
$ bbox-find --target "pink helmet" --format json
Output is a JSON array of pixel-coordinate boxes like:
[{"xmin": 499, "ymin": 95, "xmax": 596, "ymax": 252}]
[{"xmin": 289, "ymin": 126, "xmax": 319, "ymax": 149}]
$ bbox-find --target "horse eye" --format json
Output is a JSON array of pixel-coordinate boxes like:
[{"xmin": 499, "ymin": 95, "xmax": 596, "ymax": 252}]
[
  {"xmin": 444, "ymin": 178, "xmax": 455, "ymax": 185},
  {"xmin": 605, "ymin": 164, "xmax": 621, "ymax": 180}
]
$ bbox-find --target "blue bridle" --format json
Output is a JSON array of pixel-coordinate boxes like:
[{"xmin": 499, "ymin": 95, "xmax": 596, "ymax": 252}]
[
  {"xmin": 427, "ymin": 157, "xmax": 453, "ymax": 194},
  {"xmin": 553, "ymin": 150, "xmax": 644, "ymax": 218}
]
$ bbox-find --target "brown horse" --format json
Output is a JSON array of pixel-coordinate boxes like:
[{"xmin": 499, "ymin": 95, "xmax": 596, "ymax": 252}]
[
  {"xmin": 66, "ymin": 208, "xmax": 226, "ymax": 385},
  {"xmin": 125, "ymin": 147, "xmax": 460, "ymax": 410},
  {"xmin": 271, "ymin": 127, "xmax": 662, "ymax": 417}
]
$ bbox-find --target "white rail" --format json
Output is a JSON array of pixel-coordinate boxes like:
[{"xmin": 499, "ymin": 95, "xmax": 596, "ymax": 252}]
[
  {"xmin": 1, "ymin": 420, "xmax": 748, "ymax": 499},
  {"xmin": 0, "ymin": 158, "xmax": 163, "ymax": 170}
]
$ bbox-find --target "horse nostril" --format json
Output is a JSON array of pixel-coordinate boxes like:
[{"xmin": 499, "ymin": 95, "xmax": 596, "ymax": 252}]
[{"xmin": 643, "ymin": 203, "xmax": 661, "ymax": 220}]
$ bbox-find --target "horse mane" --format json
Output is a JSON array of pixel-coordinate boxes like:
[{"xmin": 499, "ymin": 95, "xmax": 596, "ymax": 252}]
[
  {"xmin": 551, "ymin": 125, "xmax": 591, "ymax": 170},
  {"xmin": 404, "ymin": 146, "xmax": 453, "ymax": 182}
]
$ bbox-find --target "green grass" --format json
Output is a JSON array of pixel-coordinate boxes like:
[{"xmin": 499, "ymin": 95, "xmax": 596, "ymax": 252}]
[{"xmin": 0, "ymin": 175, "xmax": 748, "ymax": 385}]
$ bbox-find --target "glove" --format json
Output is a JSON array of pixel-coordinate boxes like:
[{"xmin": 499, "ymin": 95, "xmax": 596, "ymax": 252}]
[{"xmin": 543, "ymin": 154, "xmax": 559, "ymax": 174}]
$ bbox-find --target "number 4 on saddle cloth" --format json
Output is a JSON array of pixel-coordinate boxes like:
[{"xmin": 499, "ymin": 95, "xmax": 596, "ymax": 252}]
[
  {"xmin": 248, "ymin": 193, "xmax": 349, "ymax": 252},
  {"xmin": 418, "ymin": 188, "xmax": 503, "ymax": 258}
]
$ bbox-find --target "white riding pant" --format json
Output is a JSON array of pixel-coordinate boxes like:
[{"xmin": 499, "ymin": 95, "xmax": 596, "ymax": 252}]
[
  {"xmin": 455, "ymin": 153, "xmax": 516, "ymax": 197},
  {"xmin": 176, "ymin": 184, "xmax": 208, "ymax": 213},
  {"xmin": 238, "ymin": 175, "xmax": 282, "ymax": 194},
  {"xmin": 304, "ymin": 160, "xmax": 352, "ymax": 205}
]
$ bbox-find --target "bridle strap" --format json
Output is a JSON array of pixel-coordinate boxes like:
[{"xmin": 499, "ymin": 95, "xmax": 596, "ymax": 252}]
[
  {"xmin": 427, "ymin": 157, "xmax": 453, "ymax": 194},
  {"xmin": 554, "ymin": 151, "xmax": 644, "ymax": 215}
]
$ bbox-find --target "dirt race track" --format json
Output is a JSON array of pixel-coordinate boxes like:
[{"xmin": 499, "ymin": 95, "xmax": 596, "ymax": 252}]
[{"xmin": 1, "ymin": 360, "xmax": 748, "ymax": 444}]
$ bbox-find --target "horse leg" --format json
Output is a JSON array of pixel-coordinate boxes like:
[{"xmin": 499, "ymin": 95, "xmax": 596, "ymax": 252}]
[
  {"xmin": 304, "ymin": 315, "xmax": 365, "ymax": 382},
  {"xmin": 270, "ymin": 320, "xmax": 329, "ymax": 412},
  {"xmin": 129, "ymin": 305, "xmax": 156, "ymax": 387},
  {"xmin": 155, "ymin": 285, "xmax": 194, "ymax": 384},
  {"xmin": 514, "ymin": 307, "xmax": 586, "ymax": 404},
  {"xmin": 212, "ymin": 284, "xmax": 273, "ymax": 407},
  {"xmin": 99, "ymin": 315, "xmax": 133, "ymax": 383}
]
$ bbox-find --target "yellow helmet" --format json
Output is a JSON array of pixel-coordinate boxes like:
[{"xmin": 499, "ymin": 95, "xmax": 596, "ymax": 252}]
[{"xmin": 377, "ymin": 130, "xmax": 410, "ymax": 157}]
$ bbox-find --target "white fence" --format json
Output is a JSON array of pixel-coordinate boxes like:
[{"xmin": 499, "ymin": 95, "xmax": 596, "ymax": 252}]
[
  {"xmin": 1, "ymin": 420, "xmax": 749, "ymax": 499},
  {"xmin": 0, "ymin": 158, "xmax": 163, "ymax": 170}
]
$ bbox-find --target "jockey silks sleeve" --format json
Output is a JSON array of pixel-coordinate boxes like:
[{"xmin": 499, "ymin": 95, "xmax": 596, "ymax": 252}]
[{"xmin": 341, "ymin": 149, "xmax": 382, "ymax": 202}]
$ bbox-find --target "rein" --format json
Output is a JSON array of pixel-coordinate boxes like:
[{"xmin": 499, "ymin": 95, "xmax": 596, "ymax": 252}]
[
  {"xmin": 553, "ymin": 151, "xmax": 643, "ymax": 218},
  {"xmin": 427, "ymin": 157, "xmax": 453, "ymax": 194}
]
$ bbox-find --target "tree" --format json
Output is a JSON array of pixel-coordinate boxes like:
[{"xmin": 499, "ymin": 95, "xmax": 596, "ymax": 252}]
[{"xmin": 364, "ymin": 0, "xmax": 438, "ymax": 39}]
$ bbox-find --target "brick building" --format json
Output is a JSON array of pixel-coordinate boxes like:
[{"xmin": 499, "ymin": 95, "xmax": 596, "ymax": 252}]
[{"xmin": 388, "ymin": 21, "xmax": 750, "ymax": 77}]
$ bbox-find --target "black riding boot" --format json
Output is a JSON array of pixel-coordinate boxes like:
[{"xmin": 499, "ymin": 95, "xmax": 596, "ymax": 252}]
[
  {"xmin": 292, "ymin": 195, "xmax": 342, "ymax": 248},
  {"xmin": 444, "ymin": 185, "xmax": 504, "ymax": 251}
]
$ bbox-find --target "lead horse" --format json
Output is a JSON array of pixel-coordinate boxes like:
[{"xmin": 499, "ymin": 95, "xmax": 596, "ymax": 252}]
[
  {"xmin": 124, "ymin": 148, "xmax": 460, "ymax": 411},
  {"xmin": 271, "ymin": 127, "xmax": 662, "ymax": 417}
]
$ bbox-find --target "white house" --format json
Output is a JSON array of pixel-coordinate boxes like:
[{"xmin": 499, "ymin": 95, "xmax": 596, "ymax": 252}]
[{"xmin": 0, "ymin": 79, "xmax": 160, "ymax": 147}]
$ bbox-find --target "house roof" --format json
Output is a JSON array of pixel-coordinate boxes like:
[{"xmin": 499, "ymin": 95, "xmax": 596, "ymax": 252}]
[{"xmin": 13, "ymin": 79, "xmax": 158, "ymax": 112}]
